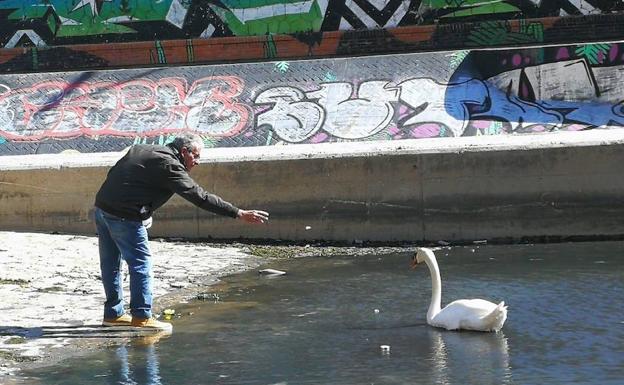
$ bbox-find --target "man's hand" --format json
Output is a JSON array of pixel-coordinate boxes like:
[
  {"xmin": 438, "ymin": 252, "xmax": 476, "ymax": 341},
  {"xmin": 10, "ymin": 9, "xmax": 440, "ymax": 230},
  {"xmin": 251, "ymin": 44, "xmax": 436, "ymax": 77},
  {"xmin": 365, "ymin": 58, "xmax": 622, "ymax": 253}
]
[{"xmin": 237, "ymin": 209, "xmax": 269, "ymax": 224}]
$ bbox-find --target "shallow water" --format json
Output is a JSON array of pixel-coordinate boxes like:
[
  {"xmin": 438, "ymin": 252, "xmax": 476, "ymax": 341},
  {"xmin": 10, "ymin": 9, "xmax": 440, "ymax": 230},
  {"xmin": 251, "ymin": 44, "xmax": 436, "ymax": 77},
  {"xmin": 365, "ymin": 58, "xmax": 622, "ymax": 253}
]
[{"xmin": 19, "ymin": 242, "xmax": 624, "ymax": 385}]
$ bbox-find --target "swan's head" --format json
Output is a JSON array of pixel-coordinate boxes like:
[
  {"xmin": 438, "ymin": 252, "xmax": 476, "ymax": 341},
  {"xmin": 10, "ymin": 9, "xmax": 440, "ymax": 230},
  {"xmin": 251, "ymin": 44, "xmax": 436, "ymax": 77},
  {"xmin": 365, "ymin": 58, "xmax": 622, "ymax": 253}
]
[{"xmin": 411, "ymin": 247, "xmax": 435, "ymax": 269}]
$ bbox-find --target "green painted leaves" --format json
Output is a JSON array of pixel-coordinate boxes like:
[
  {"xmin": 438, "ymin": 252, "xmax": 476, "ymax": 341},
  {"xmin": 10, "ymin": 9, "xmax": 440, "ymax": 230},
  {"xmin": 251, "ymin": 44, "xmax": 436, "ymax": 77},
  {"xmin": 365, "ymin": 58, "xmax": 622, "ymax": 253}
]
[{"xmin": 575, "ymin": 44, "xmax": 612, "ymax": 64}]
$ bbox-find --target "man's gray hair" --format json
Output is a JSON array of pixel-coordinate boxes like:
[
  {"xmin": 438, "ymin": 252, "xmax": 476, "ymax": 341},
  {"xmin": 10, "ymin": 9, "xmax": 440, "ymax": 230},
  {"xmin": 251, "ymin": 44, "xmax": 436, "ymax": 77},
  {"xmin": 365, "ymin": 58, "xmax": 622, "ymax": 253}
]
[{"xmin": 169, "ymin": 133, "xmax": 204, "ymax": 152}]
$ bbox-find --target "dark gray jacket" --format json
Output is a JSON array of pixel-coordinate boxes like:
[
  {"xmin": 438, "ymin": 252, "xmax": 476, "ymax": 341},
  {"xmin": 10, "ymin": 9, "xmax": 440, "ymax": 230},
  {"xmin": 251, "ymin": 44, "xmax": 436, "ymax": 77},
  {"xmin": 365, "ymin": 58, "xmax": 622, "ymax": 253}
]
[{"xmin": 95, "ymin": 144, "xmax": 239, "ymax": 221}]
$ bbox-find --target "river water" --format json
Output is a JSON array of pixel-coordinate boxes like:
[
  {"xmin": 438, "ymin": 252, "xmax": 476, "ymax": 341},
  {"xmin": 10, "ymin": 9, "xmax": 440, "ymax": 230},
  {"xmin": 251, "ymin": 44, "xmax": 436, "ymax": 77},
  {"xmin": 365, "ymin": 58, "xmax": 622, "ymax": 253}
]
[{"xmin": 18, "ymin": 241, "xmax": 624, "ymax": 384}]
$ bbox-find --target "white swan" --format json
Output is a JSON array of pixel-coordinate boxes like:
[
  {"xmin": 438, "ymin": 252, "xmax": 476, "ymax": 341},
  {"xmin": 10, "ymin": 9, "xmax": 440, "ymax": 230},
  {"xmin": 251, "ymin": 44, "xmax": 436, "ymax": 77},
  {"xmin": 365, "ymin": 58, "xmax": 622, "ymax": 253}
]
[{"xmin": 412, "ymin": 247, "xmax": 507, "ymax": 332}]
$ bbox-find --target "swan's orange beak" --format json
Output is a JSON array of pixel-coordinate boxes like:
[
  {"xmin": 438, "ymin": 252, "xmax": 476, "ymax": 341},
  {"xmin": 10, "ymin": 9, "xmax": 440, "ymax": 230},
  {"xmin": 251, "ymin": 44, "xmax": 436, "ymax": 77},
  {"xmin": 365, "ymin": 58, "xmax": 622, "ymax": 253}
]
[{"xmin": 410, "ymin": 254, "xmax": 419, "ymax": 269}]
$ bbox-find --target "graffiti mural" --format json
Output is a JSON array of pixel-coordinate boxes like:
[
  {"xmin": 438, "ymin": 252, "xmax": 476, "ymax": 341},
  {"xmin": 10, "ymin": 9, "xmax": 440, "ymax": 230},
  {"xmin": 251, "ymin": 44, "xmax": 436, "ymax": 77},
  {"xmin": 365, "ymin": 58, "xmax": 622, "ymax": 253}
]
[
  {"xmin": 0, "ymin": 76, "xmax": 251, "ymax": 141},
  {"xmin": 1, "ymin": 1, "xmax": 624, "ymax": 74},
  {"xmin": 1, "ymin": 40, "xmax": 624, "ymax": 155},
  {"xmin": 418, "ymin": 0, "xmax": 624, "ymax": 21},
  {"xmin": 1, "ymin": 1, "xmax": 623, "ymax": 48}
]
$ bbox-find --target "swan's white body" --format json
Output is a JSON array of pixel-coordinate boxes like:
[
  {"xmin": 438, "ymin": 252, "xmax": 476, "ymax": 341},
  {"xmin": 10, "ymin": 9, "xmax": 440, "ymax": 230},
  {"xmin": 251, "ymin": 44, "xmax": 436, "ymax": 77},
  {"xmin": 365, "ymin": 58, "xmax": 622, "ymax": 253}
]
[{"xmin": 414, "ymin": 248, "xmax": 507, "ymax": 332}]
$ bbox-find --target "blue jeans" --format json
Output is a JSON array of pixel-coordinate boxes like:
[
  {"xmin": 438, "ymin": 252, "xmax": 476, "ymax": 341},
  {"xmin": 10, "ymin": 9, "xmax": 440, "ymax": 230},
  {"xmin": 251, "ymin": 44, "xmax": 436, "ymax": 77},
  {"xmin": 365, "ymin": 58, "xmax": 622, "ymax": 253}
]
[{"xmin": 95, "ymin": 207, "xmax": 153, "ymax": 319}]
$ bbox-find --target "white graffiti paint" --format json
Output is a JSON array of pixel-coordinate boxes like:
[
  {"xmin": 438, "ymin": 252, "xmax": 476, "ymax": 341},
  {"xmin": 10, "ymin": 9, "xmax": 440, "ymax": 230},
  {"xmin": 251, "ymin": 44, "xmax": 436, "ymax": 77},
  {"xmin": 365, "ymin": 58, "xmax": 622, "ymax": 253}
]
[
  {"xmin": 341, "ymin": 0, "xmax": 411, "ymax": 29},
  {"xmin": 399, "ymin": 78, "xmax": 489, "ymax": 137},
  {"xmin": 255, "ymin": 86, "xmax": 324, "ymax": 142},
  {"xmin": 308, "ymin": 81, "xmax": 399, "ymax": 139},
  {"xmin": 166, "ymin": 0, "xmax": 188, "ymax": 29},
  {"xmin": 226, "ymin": 0, "xmax": 318, "ymax": 23},
  {"xmin": 255, "ymin": 80, "xmax": 398, "ymax": 141},
  {"xmin": 567, "ymin": 0, "xmax": 598, "ymax": 15},
  {"xmin": 175, "ymin": 76, "xmax": 250, "ymax": 136},
  {"xmin": 4, "ymin": 30, "xmax": 46, "ymax": 48},
  {"xmin": 72, "ymin": 0, "xmax": 112, "ymax": 17}
]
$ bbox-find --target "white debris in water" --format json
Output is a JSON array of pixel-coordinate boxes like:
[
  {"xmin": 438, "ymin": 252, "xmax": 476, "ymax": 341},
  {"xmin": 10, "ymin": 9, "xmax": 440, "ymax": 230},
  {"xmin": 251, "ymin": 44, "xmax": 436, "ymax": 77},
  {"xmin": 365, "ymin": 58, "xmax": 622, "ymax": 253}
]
[
  {"xmin": 292, "ymin": 311, "xmax": 318, "ymax": 318},
  {"xmin": 305, "ymin": 226, "xmax": 312, "ymax": 230},
  {"xmin": 380, "ymin": 345, "xmax": 390, "ymax": 354},
  {"xmin": 258, "ymin": 268, "xmax": 286, "ymax": 276},
  {"xmin": 374, "ymin": 309, "xmax": 380, "ymax": 314}
]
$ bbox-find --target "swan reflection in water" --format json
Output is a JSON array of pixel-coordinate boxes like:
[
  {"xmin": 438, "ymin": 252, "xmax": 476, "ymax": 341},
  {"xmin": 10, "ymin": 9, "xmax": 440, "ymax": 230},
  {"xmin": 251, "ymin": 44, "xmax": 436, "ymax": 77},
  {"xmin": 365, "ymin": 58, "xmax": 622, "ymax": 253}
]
[
  {"xmin": 429, "ymin": 329, "xmax": 512, "ymax": 385},
  {"xmin": 106, "ymin": 332, "xmax": 169, "ymax": 385}
]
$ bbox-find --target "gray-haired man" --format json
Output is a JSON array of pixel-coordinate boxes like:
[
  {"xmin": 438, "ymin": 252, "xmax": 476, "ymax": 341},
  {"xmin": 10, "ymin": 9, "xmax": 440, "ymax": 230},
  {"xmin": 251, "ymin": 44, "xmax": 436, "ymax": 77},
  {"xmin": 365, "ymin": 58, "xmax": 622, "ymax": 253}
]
[{"xmin": 94, "ymin": 133, "xmax": 269, "ymax": 331}]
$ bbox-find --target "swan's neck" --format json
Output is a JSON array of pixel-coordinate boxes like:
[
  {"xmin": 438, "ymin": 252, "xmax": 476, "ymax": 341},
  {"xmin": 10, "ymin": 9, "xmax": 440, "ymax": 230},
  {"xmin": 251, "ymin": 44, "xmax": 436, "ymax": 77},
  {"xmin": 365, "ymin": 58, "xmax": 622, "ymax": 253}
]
[{"xmin": 424, "ymin": 255, "xmax": 442, "ymax": 322}]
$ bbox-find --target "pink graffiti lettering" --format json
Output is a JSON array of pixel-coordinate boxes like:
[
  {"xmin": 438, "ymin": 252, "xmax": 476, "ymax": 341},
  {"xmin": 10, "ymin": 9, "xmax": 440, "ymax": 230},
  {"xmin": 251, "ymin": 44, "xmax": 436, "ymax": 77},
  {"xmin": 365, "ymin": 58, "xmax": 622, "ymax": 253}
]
[{"xmin": 0, "ymin": 76, "xmax": 250, "ymax": 141}]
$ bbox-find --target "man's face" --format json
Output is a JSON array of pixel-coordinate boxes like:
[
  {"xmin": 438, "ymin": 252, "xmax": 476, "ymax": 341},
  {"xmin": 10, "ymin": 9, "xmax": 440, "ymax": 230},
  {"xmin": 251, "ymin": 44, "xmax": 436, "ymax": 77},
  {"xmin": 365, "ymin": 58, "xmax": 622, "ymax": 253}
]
[{"xmin": 181, "ymin": 143, "xmax": 202, "ymax": 171}]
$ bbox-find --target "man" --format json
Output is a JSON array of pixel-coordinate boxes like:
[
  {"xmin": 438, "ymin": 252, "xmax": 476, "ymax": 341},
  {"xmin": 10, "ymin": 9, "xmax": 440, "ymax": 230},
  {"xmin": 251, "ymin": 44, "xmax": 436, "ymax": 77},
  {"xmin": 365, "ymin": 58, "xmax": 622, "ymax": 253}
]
[{"xmin": 94, "ymin": 133, "xmax": 269, "ymax": 331}]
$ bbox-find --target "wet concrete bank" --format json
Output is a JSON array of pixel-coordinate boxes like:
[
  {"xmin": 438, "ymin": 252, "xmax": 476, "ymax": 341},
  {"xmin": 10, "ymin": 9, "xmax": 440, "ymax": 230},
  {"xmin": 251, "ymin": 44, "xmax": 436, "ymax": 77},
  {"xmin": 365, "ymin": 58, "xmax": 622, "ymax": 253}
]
[
  {"xmin": 2, "ymin": 130, "xmax": 624, "ymax": 243},
  {"xmin": 0, "ymin": 231, "xmax": 266, "ymax": 378},
  {"xmin": 0, "ymin": 231, "xmax": 412, "ymax": 380}
]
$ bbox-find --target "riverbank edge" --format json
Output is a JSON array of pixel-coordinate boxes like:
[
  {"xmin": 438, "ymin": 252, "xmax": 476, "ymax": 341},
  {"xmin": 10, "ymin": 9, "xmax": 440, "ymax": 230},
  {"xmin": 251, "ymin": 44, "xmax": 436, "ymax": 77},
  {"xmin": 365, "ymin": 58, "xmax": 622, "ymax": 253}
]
[
  {"xmin": 0, "ymin": 231, "xmax": 422, "ymax": 383},
  {"xmin": 0, "ymin": 231, "xmax": 271, "ymax": 382}
]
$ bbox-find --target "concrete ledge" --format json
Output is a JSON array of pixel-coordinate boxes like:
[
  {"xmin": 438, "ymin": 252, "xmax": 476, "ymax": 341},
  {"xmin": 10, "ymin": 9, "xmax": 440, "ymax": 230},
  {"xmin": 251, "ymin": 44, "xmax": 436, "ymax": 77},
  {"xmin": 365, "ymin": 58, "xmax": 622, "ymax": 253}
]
[
  {"xmin": 3, "ymin": 129, "xmax": 624, "ymax": 169},
  {"xmin": 2, "ymin": 129, "xmax": 624, "ymax": 243}
]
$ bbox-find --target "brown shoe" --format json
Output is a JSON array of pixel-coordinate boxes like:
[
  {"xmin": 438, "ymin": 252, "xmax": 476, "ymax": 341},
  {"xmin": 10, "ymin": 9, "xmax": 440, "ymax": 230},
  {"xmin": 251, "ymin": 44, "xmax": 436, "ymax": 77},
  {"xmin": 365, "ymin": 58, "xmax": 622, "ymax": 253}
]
[
  {"xmin": 102, "ymin": 314, "xmax": 132, "ymax": 327},
  {"xmin": 131, "ymin": 317, "xmax": 173, "ymax": 332}
]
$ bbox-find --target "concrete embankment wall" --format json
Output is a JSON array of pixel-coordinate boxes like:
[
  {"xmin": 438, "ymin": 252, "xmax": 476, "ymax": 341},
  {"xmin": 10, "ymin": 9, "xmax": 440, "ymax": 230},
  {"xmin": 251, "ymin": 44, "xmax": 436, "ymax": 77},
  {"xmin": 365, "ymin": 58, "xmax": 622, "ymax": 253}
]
[{"xmin": 2, "ymin": 130, "xmax": 623, "ymax": 243}]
